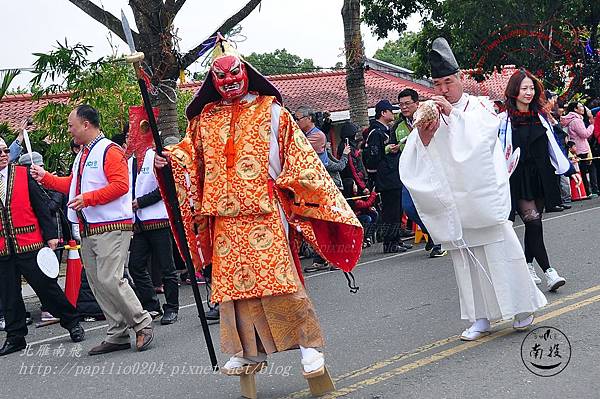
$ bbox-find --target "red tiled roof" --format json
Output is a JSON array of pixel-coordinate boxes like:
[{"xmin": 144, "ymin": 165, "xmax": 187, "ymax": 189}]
[
  {"xmin": 462, "ymin": 65, "xmax": 517, "ymax": 101},
  {"xmin": 181, "ymin": 69, "xmax": 435, "ymax": 113},
  {"xmin": 1, "ymin": 69, "xmax": 433, "ymax": 130},
  {"xmin": 273, "ymin": 69, "xmax": 434, "ymax": 112},
  {"xmin": 0, "ymin": 92, "xmax": 70, "ymax": 130}
]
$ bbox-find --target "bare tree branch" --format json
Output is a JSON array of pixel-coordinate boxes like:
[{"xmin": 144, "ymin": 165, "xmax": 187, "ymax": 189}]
[
  {"xmin": 160, "ymin": 0, "xmax": 181, "ymax": 29},
  {"xmin": 130, "ymin": 0, "xmax": 162, "ymax": 33},
  {"xmin": 163, "ymin": 0, "xmax": 176, "ymax": 14},
  {"xmin": 173, "ymin": 0, "xmax": 187, "ymax": 16},
  {"xmin": 67, "ymin": 0, "xmax": 140, "ymax": 45},
  {"xmin": 129, "ymin": 0, "xmax": 147, "ymax": 11},
  {"xmin": 179, "ymin": 0, "xmax": 262, "ymax": 69}
]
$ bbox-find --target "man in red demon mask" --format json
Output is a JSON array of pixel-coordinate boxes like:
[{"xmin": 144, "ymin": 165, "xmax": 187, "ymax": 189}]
[{"xmin": 155, "ymin": 37, "xmax": 362, "ymax": 393}]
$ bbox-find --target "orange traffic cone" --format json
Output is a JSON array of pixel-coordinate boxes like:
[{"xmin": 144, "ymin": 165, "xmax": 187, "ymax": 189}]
[
  {"xmin": 570, "ymin": 173, "xmax": 587, "ymax": 201},
  {"xmin": 64, "ymin": 240, "xmax": 83, "ymax": 307}
]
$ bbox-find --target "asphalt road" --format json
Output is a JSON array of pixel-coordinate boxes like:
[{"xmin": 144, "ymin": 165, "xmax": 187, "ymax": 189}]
[{"xmin": 2, "ymin": 200, "xmax": 600, "ymax": 399}]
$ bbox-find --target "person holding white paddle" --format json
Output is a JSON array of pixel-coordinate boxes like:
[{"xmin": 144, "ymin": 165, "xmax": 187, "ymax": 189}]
[{"xmin": 0, "ymin": 137, "xmax": 85, "ymax": 356}]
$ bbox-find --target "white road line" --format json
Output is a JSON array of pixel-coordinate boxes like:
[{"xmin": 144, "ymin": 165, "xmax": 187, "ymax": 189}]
[
  {"xmin": 27, "ymin": 324, "xmax": 108, "ymax": 346},
  {"xmin": 514, "ymin": 204, "xmax": 600, "ymax": 228}
]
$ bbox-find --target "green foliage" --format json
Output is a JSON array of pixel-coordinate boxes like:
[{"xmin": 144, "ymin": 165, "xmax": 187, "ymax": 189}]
[
  {"xmin": 30, "ymin": 41, "xmax": 98, "ymax": 96},
  {"xmin": 0, "ymin": 69, "xmax": 21, "ymax": 100},
  {"xmin": 6, "ymin": 87, "xmax": 29, "ymax": 95},
  {"xmin": 373, "ymin": 32, "xmax": 420, "ymax": 71},
  {"xmin": 192, "ymin": 70, "xmax": 207, "ymax": 81},
  {"xmin": 361, "ymin": 0, "xmax": 437, "ymax": 39},
  {"xmin": 32, "ymin": 102, "xmax": 72, "ymax": 173},
  {"xmin": 361, "ymin": 0, "xmax": 600, "ymax": 97},
  {"xmin": 244, "ymin": 49, "xmax": 317, "ymax": 75},
  {"xmin": 28, "ymin": 41, "xmax": 141, "ymax": 173},
  {"xmin": 0, "ymin": 122, "xmax": 14, "ymax": 139},
  {"xmin": 176, "ymin": 89, "xmax": 194, "ymax": 133},
  {"xmin": 18, "ymin": 40, "xmax": 197, "ymax": 172}
]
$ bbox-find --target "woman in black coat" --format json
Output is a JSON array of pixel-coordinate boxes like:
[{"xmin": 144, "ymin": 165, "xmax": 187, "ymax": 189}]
[{"xmin": 501, "ymin": 69, "xmax": 574, "ymax": 293}]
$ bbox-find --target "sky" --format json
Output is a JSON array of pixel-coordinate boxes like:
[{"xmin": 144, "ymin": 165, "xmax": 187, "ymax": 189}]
[{"xmin": 0, "ymin": 0, "xmax": 420, "ymax": 90}]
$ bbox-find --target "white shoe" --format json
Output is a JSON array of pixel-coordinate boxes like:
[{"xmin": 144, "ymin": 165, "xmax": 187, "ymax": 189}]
[
  {"xmin": 460, "ymin": 327, "xmax": 491, "ymax": 341},
  {"xmin": 301, "ymin": 349, "xmax": 325, "ymax": 377},
  {"xmin": 545, "ymin": 268, "xmax": 566, "ymax": 291},
  {"xmin": 41, "ymin": 311, "xmax": 59, "ymax": 322},
  {"xmin": 0, "ymin": 317, "xmax": 5, "ymax": 331},
  {"xmin": 527, "ymin": 263, "xmax": 541, "ymax": 285},
  {"xmin": 513, "ymin": 313, "xmax": 534, "ymax": 330},
  {"xmin": 460, "ymin": 319, "xmax": 491, "ymax": 341},
  {"xmin": 222, "ymin": 354, "xmax": 267, "ymax": 375}
]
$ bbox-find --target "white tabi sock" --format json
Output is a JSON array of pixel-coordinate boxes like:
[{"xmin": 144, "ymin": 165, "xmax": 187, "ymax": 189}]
[
  {"xmin": 224, "ymin": 352, "xmax": 266, "ymax": 369},
  {"xmin": 300, "ymin": 346, "xmax": 319, "ymax": 359},
  {"xmin": 470, "ymin": 318, "xmax": 491, "ymax": 332},
  {"xmin": 300, "ymin": 346, "xmax": 324, "ymax": 373}
]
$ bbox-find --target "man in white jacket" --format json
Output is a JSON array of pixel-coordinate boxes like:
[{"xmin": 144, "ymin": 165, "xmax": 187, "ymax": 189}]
[{"xmin": 399, "ymin": 38, "xmax": 547, "ymax": 341}]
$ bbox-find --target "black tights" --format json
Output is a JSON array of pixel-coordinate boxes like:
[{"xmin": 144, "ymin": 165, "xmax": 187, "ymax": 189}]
[{"xmin": 518, "ymin": 199, "xmax": 550, "ymax": 272}]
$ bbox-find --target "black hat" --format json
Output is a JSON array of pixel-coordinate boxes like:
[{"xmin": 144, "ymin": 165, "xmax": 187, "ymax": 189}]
[
  {"xmin": 375, "ymin": 100, "xmax": 399, "ymax": 114},
  {"xmin": 429, "ymin": 37, "xmax": 459, "ymax": 78},
  {"xmin": 340, "ymin": 121, "xmax": 359, "ymax": 138}
]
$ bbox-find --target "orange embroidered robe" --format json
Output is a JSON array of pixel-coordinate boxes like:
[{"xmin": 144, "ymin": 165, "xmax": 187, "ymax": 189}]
[{"xmin": 165, "ymin": 95, "xmax": 362, "ymax": 304}]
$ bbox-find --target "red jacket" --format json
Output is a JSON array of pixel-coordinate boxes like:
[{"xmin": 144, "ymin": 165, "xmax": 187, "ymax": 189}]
[
  {"xmin": 352, "ymin": 191, "xmax": 378, "ymax": 215},
  {"xmin": 0, "ymin": 165, "xmax": 46, "ymax": 256}
]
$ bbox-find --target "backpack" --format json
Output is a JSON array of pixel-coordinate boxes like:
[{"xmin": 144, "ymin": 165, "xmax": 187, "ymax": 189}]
[{"xmin": 362, "ymin": 129, "xmax": 380, "ymax": 172}]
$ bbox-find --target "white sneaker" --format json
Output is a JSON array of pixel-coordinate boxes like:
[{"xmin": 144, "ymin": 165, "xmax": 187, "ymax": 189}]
[
  {"xmin": 527, "ymin": 263, "xmax": 541, "ymax": 284},
  {"xmin": 0, "ymin": 317, "xmax": 5, "ymax": 331},
  {"xmin": 545, "ymin": 268, "xmax": 566, "ymax": 291},
  {"xmin": 41, "ymin": 311, "xmax": 59, "ymax": 322}
]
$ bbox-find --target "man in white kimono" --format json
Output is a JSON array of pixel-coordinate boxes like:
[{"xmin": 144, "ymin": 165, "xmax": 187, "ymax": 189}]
[{"xmin": 399, "ymin": 38, "xmax": 547, "ymax": 341}]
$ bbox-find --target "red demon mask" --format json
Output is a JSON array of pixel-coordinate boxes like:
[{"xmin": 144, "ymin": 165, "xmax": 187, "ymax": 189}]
[
  {"xmin": 126, "ymin": 105, "xmax": 159, "ymax": 171},
  {"xmin": 211, "ymin": 55, "xmax": 249, "ymax": 101}
]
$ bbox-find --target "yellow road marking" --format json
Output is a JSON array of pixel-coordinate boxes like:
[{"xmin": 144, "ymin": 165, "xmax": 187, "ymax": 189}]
[
  {"xmin": 321, "ymin": 294, "xmax": 600, "ymax": 399},
  {"xmin": 285, "ymin": 284, "xmax": 600, "ymax": 399},
  {"xmin": 307, "ymin": 206, "xmax": 600, "ymax": 275},
  {"xmin": 283, "ymin": 291, "xmax": 600, "ymax": 399}
]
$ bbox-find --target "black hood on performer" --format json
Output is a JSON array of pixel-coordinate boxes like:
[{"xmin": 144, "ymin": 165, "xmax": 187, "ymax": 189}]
[{"xmin": 186, "ymin": 38, "xmax": 283, "ymax": 120}]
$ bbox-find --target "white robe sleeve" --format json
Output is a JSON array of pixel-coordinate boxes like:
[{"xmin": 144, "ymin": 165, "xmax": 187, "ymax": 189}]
[
  {"xmin": 400, "ymin": 131, "xmax": 464, "ymax": 244},
  {"xmin": 400, "ymin": 96, "xmax": 510, "ymax": 247},
  {"xmin": 443, "ymin": 97, "xmax": 500, "ymax": 160}
]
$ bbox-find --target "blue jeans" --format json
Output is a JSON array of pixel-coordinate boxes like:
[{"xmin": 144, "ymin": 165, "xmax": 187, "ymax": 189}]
[
  {"xmin": 357, "ymin": 210, "xmax": 378, "ymax": 241},
  {"xmin": 402, "ymin": 187, "xmax": 426, "ymax": 233},
  {"xmin": 401, "ymin": 187, "xmax": 441, "ymax": 250}
]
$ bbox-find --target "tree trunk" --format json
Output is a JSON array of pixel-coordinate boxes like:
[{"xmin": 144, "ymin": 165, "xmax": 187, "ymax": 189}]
[
  {"xmin": 154, "ymin": 80, "xmax": 180, "ymax": 138},
  {"xmin": 342, "ymin": 0, "xmax": 369, "ymax": 129},
  {"xmin": 130, "ymin": 1, "xmax": 181, "ymax": 140}
]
